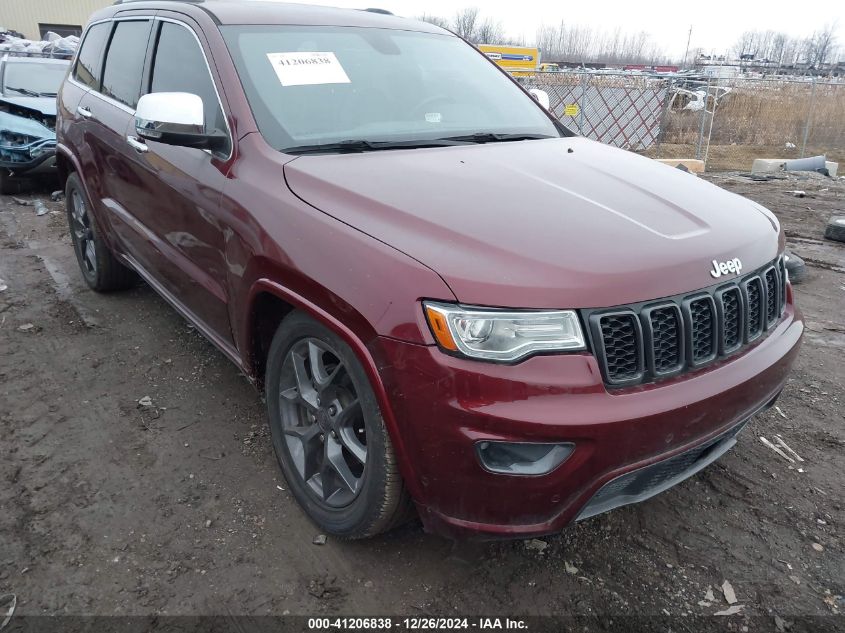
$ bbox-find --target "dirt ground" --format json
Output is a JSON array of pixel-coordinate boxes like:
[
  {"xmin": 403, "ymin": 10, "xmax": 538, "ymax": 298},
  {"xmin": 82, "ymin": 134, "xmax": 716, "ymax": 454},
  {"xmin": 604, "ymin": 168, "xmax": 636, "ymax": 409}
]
[
  {"xmin": 0, "ymin": 170, "xmax": 843, "ymax": 630},
  {"xmin": 645, "ymin": 144, "xmax": 845, "ymax": 173}
]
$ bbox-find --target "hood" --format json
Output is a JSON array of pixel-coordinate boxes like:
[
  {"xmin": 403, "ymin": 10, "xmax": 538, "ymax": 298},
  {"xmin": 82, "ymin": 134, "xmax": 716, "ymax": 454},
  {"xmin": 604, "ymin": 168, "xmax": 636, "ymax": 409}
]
[
  {"xmin": 0, "ymin": 96, "xmax": 57, "ymax": 118},
  {"xmin": 284, "ymin": 137, "xmax": 782, "ymax": 309}
]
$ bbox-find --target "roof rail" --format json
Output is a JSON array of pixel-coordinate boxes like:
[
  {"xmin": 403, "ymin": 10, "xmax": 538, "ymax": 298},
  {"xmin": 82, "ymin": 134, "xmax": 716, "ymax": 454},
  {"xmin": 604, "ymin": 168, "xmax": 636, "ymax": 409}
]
[
  {"xmin": 362, "ymin": 8, "xmax": 393, "ymax": 15},
  {"xmin": 113, "ymin": 0, "xmax": 206, "ymax": 4}
]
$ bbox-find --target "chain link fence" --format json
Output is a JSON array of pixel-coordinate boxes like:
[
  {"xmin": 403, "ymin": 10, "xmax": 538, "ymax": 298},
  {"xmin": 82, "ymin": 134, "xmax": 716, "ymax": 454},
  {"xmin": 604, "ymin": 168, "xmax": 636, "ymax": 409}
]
[{"xmin": 523, "ymin": 72, "xmax": 845, "ymax": 172}]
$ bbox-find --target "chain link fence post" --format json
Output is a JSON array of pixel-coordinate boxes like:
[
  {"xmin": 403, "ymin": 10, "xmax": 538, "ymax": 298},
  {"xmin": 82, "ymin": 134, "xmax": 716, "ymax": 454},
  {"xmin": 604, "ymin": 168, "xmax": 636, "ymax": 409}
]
[
  {"xmin": 655, "ymin": 77, "xmax": 673, "ymax": 159},
  {"xmin": 695, "ymin": 76, "xmax": 712, "ymax": 160},
  {"xmin": 578, "ymin": 72, "xmax": 588, "ymax": 135},
  {"xmin": 800, "ymin": 77, "xmax": 817, "ymax": 159}
]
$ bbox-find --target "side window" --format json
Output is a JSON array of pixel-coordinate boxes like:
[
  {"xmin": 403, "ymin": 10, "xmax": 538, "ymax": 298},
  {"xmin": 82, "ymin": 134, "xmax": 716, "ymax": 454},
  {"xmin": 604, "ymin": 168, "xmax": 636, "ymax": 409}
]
[
  {"xmin": 150, "ymin": 22, "xmax": 227, "ymax": 135},
  {"xmin": 73, "ymin": 22, "xmax": 111, "ymax": 90},
  {"xmin": 101, "ymin": 20, "xmax": 152, "ymax": 108}
]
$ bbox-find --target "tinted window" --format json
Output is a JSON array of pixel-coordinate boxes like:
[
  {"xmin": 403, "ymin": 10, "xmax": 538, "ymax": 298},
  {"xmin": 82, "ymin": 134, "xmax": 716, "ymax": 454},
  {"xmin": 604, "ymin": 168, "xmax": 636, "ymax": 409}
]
[
  {"xmin": 73, "ymin": 21, "xmax": 111, "ymax": 90},
  {"xmin": 150, "ymin": 22, "xmax": 226, "ymax": 134},
  {"xmin": 101, "ymin": 20, "xmax": 151, "ymax": 108}
]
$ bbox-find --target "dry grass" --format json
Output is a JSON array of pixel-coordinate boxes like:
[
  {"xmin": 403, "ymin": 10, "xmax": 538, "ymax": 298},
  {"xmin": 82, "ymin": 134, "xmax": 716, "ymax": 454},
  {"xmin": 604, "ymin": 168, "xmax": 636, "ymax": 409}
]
[{"xmin": 663, "ymin": 81, "xmax": 845, "ymax": 149}]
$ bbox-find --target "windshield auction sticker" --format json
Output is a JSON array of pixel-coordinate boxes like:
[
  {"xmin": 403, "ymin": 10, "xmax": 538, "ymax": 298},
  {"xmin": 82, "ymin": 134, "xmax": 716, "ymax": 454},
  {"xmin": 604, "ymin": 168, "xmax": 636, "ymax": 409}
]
[{"xmin": 267, "ymin": 52, "xmax": 351, "ymax": 86}]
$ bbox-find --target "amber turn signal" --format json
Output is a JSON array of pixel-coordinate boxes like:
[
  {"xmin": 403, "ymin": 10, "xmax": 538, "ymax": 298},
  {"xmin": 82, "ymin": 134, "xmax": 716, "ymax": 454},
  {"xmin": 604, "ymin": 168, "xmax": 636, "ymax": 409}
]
[{"xmin": 425, "ymin": 304, "xmax": 459, "ymax": 351}]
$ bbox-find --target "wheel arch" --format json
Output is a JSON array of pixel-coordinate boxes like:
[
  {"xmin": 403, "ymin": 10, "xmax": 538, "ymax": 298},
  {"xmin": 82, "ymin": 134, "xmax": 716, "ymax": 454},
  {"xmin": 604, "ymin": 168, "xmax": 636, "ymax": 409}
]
[{"xmin": 245, "ymin": 278, "xmax": 424, "ymax": 500}]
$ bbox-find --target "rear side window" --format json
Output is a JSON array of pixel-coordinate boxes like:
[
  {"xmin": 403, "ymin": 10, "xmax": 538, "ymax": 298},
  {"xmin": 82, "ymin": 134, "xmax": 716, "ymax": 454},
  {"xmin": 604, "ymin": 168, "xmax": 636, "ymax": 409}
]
[
  {"xmin": 150, "ymin": 22, "xmax": 227, "ymax": 134},
  {"xmin": 73, "ymin": 21, "xmax": 111, "ymax": 89},
  {"xmin": 101, "ymin": 20, "xmax": 152, "ymax": 108}
]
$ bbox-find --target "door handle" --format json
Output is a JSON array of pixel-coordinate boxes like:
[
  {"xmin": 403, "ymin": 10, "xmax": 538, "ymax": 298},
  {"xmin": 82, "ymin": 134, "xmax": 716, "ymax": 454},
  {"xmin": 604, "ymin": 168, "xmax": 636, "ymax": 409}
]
[
  {"xmin": 76, "ymin": 105, "xmax": 93, "ymax": 119},
  {"xmin": 126, "ymin": 135, "xmax": 148, "ymax": 153}
]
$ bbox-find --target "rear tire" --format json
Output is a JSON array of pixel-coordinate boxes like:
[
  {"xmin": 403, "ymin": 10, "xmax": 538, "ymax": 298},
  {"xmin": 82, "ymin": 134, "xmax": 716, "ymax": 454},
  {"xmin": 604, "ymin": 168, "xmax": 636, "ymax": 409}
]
[
  {"xmin": 65, "ymin": 172, "xmax": 137, "ymax": 292},
  {"xmin": 265, "ymin": 312, "xmax": 412, "ymax": 538},
  {"xmin": 0, "ymin": 170, "xmax": 24, "ymax": 195},
  {"xmin": 824, "ymin": 216, "xmax": 845, "ymax": 243}
]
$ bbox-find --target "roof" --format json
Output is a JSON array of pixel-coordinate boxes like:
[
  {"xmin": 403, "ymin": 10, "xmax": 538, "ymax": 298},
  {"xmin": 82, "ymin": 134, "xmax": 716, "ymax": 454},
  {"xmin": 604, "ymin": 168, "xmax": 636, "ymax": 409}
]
[{"xmin": 105, "ymin": 1, "xmax": 448, "ymax": 34}]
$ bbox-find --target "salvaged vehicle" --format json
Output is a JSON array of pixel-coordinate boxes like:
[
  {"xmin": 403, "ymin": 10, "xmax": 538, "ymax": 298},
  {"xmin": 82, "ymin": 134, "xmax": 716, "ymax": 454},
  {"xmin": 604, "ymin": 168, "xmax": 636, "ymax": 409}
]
[
  {"xmin": 56, "ymin": 1, "xmax": 803, "ymax": 539},
  {"xmin": 0, "ymin": 54, "xmax": 70, "ymax": 192}
]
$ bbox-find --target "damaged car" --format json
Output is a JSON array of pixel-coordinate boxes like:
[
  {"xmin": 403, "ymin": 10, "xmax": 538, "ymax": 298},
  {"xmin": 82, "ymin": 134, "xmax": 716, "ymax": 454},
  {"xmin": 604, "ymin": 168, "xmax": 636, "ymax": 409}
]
[{"xmin": 0, "ymin": 55, "xmax": 70, "ymax": 193}]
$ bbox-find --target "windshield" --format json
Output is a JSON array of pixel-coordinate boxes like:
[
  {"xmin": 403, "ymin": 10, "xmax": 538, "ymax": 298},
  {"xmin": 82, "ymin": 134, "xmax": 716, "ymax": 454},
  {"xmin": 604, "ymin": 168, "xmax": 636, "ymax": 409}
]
[
  {"xmin": 221, "ymin": 25, "xmax": 564, "ymax": 152},
  {"xmin": 2, "ymin": 61, "xmax": 68, "ymax": 96}
]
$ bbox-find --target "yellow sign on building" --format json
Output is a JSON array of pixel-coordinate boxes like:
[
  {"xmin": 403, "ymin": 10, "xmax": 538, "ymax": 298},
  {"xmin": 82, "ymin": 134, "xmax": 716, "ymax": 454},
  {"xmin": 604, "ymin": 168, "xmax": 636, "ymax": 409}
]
[{"xmin": 478, "ymin": 45, "xmax": 540, "ymax": 77}]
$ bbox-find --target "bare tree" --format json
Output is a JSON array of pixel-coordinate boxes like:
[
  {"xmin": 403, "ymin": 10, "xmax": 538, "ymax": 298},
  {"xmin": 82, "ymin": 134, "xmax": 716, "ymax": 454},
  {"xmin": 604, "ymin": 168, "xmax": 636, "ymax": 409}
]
[
  {"xmin": 475, "ymin": 18, "xmax": 505, "ymax": 45},
  {"xmin": 452, "ymin": 8, "xmax": 481, "ymax": 42},
  {"xmin": 417, "ymin": 13, "xmax": 451, "ymax": 30},
  {"xmin": 804, "ymin": 22, "xmax": 838, "ymax": 67}
]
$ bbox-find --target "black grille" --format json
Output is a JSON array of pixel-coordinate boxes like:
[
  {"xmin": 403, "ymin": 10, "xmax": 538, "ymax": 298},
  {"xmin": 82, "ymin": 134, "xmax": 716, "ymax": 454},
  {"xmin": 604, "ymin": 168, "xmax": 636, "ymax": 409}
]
[
  {"xmin": 778, "ymin": 258, "xmax": 787, "ymax": 316},
  {"xmin": 586, "ymin": 257, "xmax": 787, "ymax": 387},
  {"xmin": 745, "ymin": 277, "xmax": 763, "ymax": 340},
  {"xmin": 598, "ymin": 314, "xmax": 641, "ymax": 382},
  {"xmin": 649, "ymin": 307, "xmax": 681, "ymax": 374},
  {"xmin": 720, "ymin": 288, "xmax": 742, "ymax": 351},
  {"xmin": 765, "ymin": 268, "xmax": 778, "ymax": 326},
  {"xmin": 688, "ymin": 297, "xmax": 715, "ymax": 363}
]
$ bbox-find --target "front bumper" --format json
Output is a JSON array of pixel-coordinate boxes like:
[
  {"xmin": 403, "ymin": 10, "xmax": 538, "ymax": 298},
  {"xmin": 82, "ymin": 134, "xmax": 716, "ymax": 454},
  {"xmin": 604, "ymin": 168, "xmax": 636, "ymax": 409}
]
[
  {"xmin": 371, "ymin": 301, "xmax": 803, "ymax": 538},
  {"xmin": 0, "ymin": 148, "xmax": 56, "ymax": 174}
]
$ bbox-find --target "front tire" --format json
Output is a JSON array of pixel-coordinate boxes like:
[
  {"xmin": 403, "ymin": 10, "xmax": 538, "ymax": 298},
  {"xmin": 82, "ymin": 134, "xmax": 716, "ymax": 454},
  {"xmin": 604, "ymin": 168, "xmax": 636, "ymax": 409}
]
[
  {"xmin": 65, "ymin": 172, "xmax": 137, "ymax": 291},
  {"xmin": 266, "ymin": 312, "xmax": 412, "ymax": 538}
]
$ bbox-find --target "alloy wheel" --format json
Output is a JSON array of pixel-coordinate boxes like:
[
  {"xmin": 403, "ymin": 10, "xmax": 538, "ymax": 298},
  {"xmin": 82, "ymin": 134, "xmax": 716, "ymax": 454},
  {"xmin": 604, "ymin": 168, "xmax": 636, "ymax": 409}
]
[
  {"xmin": 278, "ymin": 338, "xmax": 368, "ymax": 508},
  {"xmin": 70, "ymin": 189, "xmax": 97, "ymax": 276}
]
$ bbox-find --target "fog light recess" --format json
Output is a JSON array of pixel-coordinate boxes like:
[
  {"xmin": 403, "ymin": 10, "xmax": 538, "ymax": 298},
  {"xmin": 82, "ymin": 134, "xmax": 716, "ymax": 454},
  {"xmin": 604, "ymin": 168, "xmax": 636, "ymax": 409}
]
[{"xmin": 476, "ymin": 441, "xmax": 574, "ymax": 475}]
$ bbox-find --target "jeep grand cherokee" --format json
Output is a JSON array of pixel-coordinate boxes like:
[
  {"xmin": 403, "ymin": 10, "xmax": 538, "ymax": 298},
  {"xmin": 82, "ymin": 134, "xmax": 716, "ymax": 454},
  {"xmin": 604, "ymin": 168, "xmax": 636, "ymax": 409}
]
[{"xmin": 56, "ymin": 0, "xmax": 803, "ymax": 538}]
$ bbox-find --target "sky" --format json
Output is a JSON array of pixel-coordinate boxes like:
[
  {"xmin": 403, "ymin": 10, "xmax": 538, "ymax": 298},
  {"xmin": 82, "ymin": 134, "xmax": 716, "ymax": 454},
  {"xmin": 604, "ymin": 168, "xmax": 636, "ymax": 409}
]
[{"xmin": 280, "ymin": 0, "xmax": 845, "ymax": 59}]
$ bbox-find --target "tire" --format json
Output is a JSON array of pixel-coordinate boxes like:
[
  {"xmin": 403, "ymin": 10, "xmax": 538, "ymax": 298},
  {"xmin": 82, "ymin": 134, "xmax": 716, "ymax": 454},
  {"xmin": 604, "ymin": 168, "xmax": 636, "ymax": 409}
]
[
  {"xmin": 824, "ymin": 216, "xmax": 845, "ymax": 243},
  {"xmin": 0, "ymin": 170, "xmax": 24, "ymax": 195},
  {"xmin": 784, "ymin": 252, "xmax": 807, "ymax": 284},
  {"xmin": 65, "ymin": 172, "xmax": 137, "ymax": 291},
  {"xmin": 266, "ymin": 312, "xmax": 412, "ymax": 538}
]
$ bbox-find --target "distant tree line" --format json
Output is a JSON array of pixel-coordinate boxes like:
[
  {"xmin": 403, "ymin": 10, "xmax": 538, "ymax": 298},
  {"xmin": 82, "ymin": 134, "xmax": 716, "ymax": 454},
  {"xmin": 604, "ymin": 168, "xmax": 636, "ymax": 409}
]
[
  {"xmin": 418, "ymin": 8, "xmax": 842, "ymax": 69},
  {"xmin": 417, "ymin": 8, "xmax": 670, "ymax": 65},
  {"xmin": 728, "ymin": 24, "xmax": 840, "ymax": 68}
]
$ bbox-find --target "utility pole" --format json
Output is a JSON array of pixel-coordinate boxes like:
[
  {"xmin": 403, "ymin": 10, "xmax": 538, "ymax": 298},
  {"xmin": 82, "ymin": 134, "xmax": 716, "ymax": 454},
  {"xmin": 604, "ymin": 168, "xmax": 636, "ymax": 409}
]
[{"xmin": 682, "ymin": 25, "xmax": 692, "ymax": 69}]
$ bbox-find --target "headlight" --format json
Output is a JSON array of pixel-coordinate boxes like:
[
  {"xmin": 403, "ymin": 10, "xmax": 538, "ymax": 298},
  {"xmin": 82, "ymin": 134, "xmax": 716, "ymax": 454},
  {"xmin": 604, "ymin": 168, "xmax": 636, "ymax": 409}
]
[{"xmin": 424, "ymin": 301, "xmax": 586, "ymax": 362}]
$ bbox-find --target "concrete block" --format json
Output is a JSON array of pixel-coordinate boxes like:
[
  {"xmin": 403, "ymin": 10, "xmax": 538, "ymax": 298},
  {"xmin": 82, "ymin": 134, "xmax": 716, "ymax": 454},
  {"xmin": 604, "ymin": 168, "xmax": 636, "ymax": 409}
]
[
  {"xmin": 752, "ymin": 157, "xmax": 838, "ymax": 178},
  {"xmin": 751, "ymin": 158, "xmax": 787, "ymax": 174},
  {"xmin": 656, "ymin": 158, "xmax": 705, "ymax": 174}
]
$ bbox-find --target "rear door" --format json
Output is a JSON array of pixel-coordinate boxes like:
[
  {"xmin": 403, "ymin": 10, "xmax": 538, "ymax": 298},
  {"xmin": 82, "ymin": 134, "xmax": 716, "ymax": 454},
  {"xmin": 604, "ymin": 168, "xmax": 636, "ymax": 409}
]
[
  {"xmin": 76, "ymin": 17, "xmax": 154, "ymax": 254},
  {"xmin": 112, "ymin": 16, "xmax": 235, "ymax": 346},
  {"xmin": 58, "ymin": 20, "xmax": 111, "ymax": 191}
]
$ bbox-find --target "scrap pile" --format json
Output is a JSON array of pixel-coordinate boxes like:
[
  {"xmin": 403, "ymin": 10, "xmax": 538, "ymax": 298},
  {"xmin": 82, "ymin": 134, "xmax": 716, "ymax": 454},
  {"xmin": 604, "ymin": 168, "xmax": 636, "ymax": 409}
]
[{"xmin": 0, "ymin": 30, "xmax": 79, "ymax": 59}]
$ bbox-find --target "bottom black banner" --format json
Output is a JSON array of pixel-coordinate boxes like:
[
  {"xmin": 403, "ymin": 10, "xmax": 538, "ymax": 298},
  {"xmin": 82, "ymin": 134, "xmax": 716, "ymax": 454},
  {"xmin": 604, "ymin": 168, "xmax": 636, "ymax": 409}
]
[{"xmin": 2, "ymin": 615, "xmax": 843, "ymax": 633}]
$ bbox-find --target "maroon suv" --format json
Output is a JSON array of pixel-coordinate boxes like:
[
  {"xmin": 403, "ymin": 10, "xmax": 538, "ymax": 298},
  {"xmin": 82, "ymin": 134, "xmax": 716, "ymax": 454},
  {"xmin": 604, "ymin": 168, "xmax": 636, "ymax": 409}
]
[{"xmin": 56, "ymin": 0, "xmax": 803, "ymax": 539}]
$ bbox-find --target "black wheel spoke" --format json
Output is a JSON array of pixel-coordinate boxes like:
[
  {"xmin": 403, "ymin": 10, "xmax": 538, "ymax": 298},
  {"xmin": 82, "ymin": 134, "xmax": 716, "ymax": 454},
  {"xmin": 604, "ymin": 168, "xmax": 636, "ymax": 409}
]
[
  {"xmin": 284, "ymin": 423, "xmax": 322, "ymax": 481},
  {"xmin": 276, "ymin": 336, "xmax": 368, "ymax": 509},
  {"xmin": 84, "ymin": 241, "xmax": 97, "ymax": 273},
  {"xmin": 70, "ymin": 190, "xmax": 97, "ymax": 276},
  {"xmin": 308, "ymin": 340, "xmax": 341, "ymax": 391},
  {"xmin": 291, "ymin": 351, "xmax": 319, "ymax": 410},
  {"xmin": 334, "ymin": 400, "xmax": 367, "ymax": 464},
  {"xmin": 325, "ymin": 437, "xmax": 360, "ymax": 495}
]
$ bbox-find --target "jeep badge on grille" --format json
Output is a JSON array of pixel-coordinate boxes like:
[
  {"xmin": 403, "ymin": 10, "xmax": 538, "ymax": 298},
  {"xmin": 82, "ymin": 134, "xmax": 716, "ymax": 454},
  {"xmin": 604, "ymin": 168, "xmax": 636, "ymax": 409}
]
[{"xmin": 710, "ymin": 258, "xmax": 743, "ymax": 279}]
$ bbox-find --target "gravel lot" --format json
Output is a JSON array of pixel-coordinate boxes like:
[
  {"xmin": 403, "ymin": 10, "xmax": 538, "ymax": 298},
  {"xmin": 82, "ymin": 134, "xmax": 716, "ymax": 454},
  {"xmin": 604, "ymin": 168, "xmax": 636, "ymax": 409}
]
[{"xmin": 0, "ymin": 171, "xmax": 843, "ymax": 631}]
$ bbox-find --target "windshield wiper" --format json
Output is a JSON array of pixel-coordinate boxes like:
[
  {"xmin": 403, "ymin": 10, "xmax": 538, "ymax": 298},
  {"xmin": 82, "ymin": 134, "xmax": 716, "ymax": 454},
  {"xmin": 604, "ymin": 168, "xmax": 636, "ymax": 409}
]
[
  {"xmin": 438, "ymin": 132, "xmax": 556, "ymax": 144},
  {"xmin": 285, "ymin": 138, "xmax": 468, "ymax": 155},
  {"xmin": 5, "ymin": 86, "xmax": 41, "ymax": 97}
]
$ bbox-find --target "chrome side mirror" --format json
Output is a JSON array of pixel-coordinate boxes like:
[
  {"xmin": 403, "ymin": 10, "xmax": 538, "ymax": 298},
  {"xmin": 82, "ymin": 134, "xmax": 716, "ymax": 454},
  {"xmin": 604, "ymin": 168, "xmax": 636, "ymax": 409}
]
[
  {"xmin": 135, "ymin": 92, "xmax": 227, "ymax": 151},
  {"xmin": 528, "ymin": 88, "xmax": 550, "ymax": 111}
]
